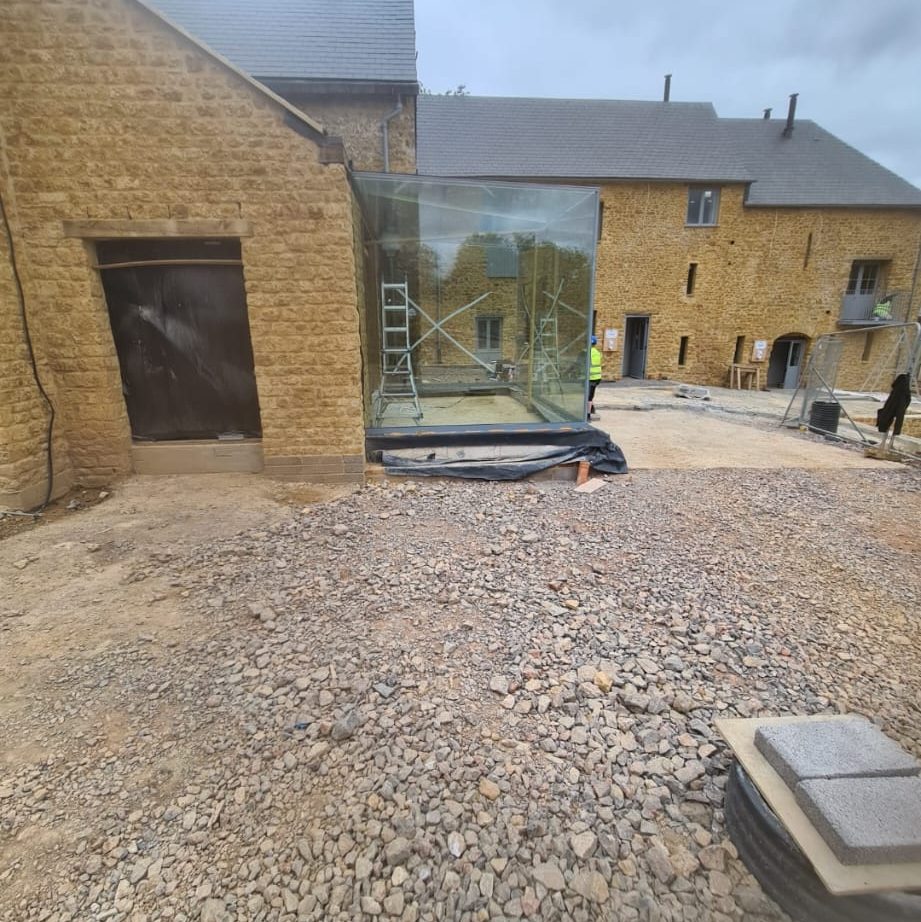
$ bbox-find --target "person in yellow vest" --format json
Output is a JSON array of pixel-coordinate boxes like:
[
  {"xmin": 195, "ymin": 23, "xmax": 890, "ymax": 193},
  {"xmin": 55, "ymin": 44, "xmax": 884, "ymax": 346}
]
[
  {"xmin": 588, "ymin": 335, "xmax": 603, "ymax": 420},
  {"xmin": 872, "ymin": 296, "xmax": 893, "ymax": 321}
]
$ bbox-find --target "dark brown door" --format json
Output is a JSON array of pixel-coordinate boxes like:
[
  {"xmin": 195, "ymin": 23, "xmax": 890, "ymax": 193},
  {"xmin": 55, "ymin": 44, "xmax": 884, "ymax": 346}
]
[{"xmin": 99, "ymin": 239, "xmax": 261, "ymax": 440}]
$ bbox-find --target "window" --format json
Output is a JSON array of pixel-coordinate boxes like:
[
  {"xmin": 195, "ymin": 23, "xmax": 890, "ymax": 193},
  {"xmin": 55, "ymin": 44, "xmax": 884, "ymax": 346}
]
[
  {"xmin": 678, "ymin": 336, "xmax": 689, "ymax": 366},
  {"xmin": 846, "ymin": 260, "xmax": 881, "ymax": 295},
  {"xmin": 862, "ymin": 331, "xmax": 874, "ymax": 362},
  {"xmin": 485, "ymin": 243, "xmax": 518, "ymax": 278},
  {"xmin": 686, "ymin": 262, "xmax": 698, "ymax": 295},
  {"xmin": 686, "ymin": 187, "xmax": 719, "ymax": 226},
  {"xmin": 475, "ymin": 316, "xmax": 502, "ymax": 356}
]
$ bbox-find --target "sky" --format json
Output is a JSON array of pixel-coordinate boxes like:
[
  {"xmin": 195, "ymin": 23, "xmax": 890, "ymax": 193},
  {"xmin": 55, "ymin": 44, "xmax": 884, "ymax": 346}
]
[{"xmin": 415, "ymin": 0, "xmax": 921, "ymax": 189}]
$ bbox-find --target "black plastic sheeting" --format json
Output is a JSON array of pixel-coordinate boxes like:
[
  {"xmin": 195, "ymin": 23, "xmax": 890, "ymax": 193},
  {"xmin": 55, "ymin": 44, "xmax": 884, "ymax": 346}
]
[{"xmin": 367, "ymin": 425, "xmax": 627, "ymax": 480}]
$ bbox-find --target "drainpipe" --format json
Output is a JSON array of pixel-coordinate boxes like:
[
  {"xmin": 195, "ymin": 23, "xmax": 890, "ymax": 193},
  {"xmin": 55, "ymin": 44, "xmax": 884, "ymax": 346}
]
[{"xmin": 381, "ymin": 95, "xmax": 403, "ymax": 173}]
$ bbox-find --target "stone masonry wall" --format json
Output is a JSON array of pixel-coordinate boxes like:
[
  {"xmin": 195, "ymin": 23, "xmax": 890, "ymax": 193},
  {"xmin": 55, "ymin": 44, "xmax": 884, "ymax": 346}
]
[
  {"xmin": 0, "ymin": 171, "xmax": 75, "ymax": 509},
  {"xmin": 593, "ymin": 182, "xmax": 921, "ymax": 388},
  {"xmin": 0, "ymin": 0, "xmax": 365, "ymax": 504},
  {"xmin": 287, "ymin": 93, "xmax": 417, "ymax": 174},
  {"xmin": 414, "ymin": 239, "xmax": 520, "ymax": 373}
]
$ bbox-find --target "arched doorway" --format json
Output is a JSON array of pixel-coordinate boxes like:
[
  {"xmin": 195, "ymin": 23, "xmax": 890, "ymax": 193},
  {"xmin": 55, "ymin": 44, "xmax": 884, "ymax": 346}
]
[{"xmin": 768, "ymin": 335, "xmax": 809, "ymax": 389}]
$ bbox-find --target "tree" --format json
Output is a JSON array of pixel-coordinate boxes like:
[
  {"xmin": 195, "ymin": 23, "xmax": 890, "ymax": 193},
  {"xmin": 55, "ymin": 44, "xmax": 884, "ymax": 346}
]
[{"xmin": 419, "ymin": 83, "xmax": 469, "ymax": 96}]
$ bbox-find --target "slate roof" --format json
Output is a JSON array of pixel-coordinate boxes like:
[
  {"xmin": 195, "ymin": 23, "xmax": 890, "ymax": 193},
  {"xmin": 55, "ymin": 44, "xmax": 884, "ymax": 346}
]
[
  {"xmin": 417, "ymin": 95, "xmax": 921, "ymax": 208},
  {"xmin": 149, "ymin": 0, "xmax": 417, "ymax": 85},
  {"xmin": 417, "ymin": 96, "xmax": 751, "ymax": 183},
  {"xmin": 723, "ymin": 118, "xmax": 921, "ymax": 207}
]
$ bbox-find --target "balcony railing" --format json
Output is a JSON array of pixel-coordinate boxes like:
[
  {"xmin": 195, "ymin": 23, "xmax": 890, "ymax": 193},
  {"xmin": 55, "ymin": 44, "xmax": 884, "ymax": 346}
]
[{"xmin": 839, "ymin": 290, "xmax": 910, "ymax": 325}]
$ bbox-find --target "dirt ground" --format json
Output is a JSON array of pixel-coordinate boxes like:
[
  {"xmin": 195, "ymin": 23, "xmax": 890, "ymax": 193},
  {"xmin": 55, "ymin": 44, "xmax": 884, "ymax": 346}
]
[
  {"xmin": 0, "ymin": 474, "xmax": 352, "ymax": 747},
  {"xmin": 593, "ymin": 382, "xmax": 908, "ymax": 470},
  {"xmin": 594, "ymin": 407, "xmax": 902, "ymax": 470},
  {"xmin": 1, "ymin": 410, "xmax": 919, "ymax": 921}
]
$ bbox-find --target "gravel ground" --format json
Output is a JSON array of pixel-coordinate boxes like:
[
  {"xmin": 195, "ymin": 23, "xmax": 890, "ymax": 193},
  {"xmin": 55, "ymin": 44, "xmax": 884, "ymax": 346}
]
[{"xmin": 1, "ymin": 468, "xmax": 920, "ymax": 922}]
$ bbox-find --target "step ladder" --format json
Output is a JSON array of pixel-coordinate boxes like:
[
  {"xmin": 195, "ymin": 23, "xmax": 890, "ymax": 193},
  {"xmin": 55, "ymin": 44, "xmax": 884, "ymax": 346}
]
[
  {"xmin": 533, "ymin": 314, "xmax": 562, "ymax": 387},
  {"xmin": 376, "ymin": 281, "xmax": 423, "ymax": 423}
]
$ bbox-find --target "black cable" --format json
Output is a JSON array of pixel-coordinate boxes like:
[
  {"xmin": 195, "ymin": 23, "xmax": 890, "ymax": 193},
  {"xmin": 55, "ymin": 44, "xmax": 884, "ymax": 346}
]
[{"xmin": 0, "ymin": 188, "xmax": 55, "ymax": 511}]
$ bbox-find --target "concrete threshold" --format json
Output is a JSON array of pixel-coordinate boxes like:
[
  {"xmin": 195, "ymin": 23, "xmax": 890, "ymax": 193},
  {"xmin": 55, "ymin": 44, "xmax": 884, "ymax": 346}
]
[{"xmin": 131, "ymin": 439, "xmax": 264, "ymax": 475}]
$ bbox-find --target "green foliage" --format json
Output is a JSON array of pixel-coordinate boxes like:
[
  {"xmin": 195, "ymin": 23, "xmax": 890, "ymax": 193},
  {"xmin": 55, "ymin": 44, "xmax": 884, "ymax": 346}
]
[{"xmin": 419, "ymin": 83, "xmax": 469, "ymax": 96}]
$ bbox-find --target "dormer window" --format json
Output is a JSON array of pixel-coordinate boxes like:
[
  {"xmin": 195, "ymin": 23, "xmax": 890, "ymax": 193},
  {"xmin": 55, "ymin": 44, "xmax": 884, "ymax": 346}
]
[{"xmin": 686, "ymin": 187, "xmax": 719, "ymax": 226}]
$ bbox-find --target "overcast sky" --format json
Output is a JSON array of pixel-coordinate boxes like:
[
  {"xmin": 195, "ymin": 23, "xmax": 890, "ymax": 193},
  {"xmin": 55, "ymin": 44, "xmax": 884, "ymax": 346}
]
[{"xmin": 415, "ymin": 0, "xmax": 921, "ymax": 188}]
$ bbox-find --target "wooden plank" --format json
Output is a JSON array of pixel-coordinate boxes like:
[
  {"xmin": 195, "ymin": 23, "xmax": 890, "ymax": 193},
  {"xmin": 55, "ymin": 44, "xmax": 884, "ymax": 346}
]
[
  {"xmin": 93, "ymin": 259, "xmax": 243, "ymax": 270},
  {"xmin": 716, "ymin": 715, "xmax": 921, "ymax": 895}
]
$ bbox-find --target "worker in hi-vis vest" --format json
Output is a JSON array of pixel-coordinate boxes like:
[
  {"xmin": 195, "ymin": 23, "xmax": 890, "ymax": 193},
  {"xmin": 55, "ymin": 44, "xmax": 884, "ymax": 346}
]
[
  {"xmin": 873, "ymin": 296, "xmax": 893, "ymax": 321},
  {"xmin": 588, "ymin": 335, "xmax": 603, "ymax": 420}
]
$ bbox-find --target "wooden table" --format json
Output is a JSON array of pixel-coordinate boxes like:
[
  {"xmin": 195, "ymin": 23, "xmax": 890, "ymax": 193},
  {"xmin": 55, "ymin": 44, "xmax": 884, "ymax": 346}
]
[{"xmin": 730, "ymin": 363, "xmax": 761, "ymax": 390}]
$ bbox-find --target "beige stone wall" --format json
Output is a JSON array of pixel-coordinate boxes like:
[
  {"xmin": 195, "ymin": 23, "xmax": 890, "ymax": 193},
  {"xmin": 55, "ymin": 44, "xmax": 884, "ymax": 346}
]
[
  {"xmin": 414, "ymin": 238, "xmax": 520, "ymax": 371},
  {"xmin": 828, "ymin": 325, "xmax": 919, "ymax": 393},
  {"xmin": 412, "ymin": 240, "xmax": 591, "ymax": 379},
  {"xmin": 0, "ymin": 0, "xmax": 365, "ymax": 503},
  {"xmin": 593, "ymin": 181, "xmax": 921, "ymax": 387},
  {"xmin": 0, "ymin": 180, "xmax": 72, "ymax": 508},
  {"xmin": 288, "ymin": 93, "xmax": 416, "ymax": 174}
]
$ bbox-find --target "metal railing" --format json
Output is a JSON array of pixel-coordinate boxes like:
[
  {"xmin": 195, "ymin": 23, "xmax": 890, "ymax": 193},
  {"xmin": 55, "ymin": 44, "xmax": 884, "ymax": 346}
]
[
  {"xmin": 839, "ymin": 290, "xmax": 910, "ymax": 325},
  {"xmin": 781, "ymin": 322, "xmax": 921, "ymax": 458}
]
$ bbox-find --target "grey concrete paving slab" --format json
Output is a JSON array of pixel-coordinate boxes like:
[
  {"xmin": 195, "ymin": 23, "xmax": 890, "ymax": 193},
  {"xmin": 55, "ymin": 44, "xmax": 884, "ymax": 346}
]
[
  {"xmin": 755, "ymin": 717, "xmax": 920, "ymax": 788},
  {"xmin": 795, "ymin": 775, "xmax": 921, "ymax": 865}
]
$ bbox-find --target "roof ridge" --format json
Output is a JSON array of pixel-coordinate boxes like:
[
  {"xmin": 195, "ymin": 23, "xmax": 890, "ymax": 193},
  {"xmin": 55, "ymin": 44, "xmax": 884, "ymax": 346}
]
[{"xmin": 421, "ymin": 94, "xmax": 715, "ymax": 106}]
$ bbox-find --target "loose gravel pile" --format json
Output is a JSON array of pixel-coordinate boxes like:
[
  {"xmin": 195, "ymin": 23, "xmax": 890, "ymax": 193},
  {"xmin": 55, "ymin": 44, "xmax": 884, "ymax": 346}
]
[{"xmin": 1, "ymin": 469, "xmax": 919, "ymax": 922}]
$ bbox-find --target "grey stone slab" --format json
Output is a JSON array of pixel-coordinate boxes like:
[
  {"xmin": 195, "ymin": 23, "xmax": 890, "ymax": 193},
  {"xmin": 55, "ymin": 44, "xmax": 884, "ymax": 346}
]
[
  {"xmin": 795, "ymin": 776, "xmax": 921, "ymax": 865},
  {"xmin": 754, "ymin": 718, "xmax": 920, "ymax": 788}
]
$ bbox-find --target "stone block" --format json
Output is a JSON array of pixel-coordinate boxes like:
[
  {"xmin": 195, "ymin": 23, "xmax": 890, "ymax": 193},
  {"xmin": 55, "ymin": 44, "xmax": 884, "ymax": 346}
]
[
  {"xmin": 795, "ymin": 775, "xmax": 921, "ymax": 865},
  {"xmin": 755, "ymin": 718, "xmax": 920, "ymax": 788}
]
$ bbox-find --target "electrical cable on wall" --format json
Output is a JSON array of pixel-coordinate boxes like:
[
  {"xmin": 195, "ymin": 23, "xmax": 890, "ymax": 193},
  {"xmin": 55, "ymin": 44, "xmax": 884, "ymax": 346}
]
[{"xmin": 0, "ymin": 189, "xmax": 56, "ymax": 511}]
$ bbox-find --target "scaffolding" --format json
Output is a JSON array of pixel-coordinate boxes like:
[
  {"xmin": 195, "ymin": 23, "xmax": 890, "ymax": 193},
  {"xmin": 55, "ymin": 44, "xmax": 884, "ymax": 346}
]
[{"xmin": 781, "ymin": 322, "xmax": 921, "ymax": 457}]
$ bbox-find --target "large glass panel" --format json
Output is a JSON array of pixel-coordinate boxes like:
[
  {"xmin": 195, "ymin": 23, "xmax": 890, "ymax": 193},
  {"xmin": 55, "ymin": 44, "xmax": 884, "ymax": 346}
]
[{"xmin": 353, "ymin": 173, "xmax": 599, "ymax": 429}]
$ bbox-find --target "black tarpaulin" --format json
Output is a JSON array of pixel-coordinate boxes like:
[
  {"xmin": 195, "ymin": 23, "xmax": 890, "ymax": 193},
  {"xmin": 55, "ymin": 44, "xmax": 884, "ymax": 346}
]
[{"xmin": 368, "ymin": 425, "xmax": 627, "ymax": 480}]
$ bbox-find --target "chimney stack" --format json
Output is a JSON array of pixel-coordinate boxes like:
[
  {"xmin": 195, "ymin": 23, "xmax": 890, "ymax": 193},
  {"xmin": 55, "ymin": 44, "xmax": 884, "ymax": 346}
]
[
  {"xmin": 782, "ymin": 93, "xmax": 798, "ymax": 138},
  {"xmin": 663, "ymin": 74, "xmax": 671, "ymax": 102},
  {"xmin": 763, "ymin": 107, "xmax": 772, "ymax": 120}
]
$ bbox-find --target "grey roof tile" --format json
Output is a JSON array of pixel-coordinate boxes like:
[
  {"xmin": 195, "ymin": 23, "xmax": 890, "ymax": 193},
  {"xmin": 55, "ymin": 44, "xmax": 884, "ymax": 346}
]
[
  {"xmin": 417, "ymin": 96, "xmax": 921, "ymax": 208},
  {"xmin": 149, "ymin": 0, "xmax": 417, "ymax": 84},
  {"xmin": 417, "ymin": 96, "xmax": 751, "ymax": 182},
  {"xmin": 723, "ymin": 118, "xmax": 921, "ymax": 207}
]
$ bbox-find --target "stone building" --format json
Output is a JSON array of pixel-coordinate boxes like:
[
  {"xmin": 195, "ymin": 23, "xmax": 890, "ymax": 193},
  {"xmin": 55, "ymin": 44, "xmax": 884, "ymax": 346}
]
[
  {"xmin": 151, "ymin": 0, "xmax": 418, "ymax": 173},
  {"xmin": 417, "ymin": 95, "xmax": 921, "ymax": 389},
  {"xmin": 4, "ymin": 0, "xmax": 921, "ymax": 510},
  {"xmin": 0, "ymin": 0, "xmax": 397, "ymax": 508}
]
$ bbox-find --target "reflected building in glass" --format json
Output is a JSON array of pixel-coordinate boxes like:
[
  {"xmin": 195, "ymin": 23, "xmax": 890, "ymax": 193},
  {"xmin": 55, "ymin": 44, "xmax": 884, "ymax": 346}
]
[{"xmin": 352, "ymin": 173, "xmax": 599, "ymax": 431}]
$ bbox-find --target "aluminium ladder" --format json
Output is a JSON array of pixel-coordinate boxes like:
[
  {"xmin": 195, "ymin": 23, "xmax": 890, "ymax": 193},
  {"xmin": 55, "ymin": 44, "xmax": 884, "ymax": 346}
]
[
  {"xmin": 533, "ymin": 313, "xmax": 563, "ymax": 388},
  {"xmin": 376, "ymin": 281, "xmax": 423, "ymax": 423}
]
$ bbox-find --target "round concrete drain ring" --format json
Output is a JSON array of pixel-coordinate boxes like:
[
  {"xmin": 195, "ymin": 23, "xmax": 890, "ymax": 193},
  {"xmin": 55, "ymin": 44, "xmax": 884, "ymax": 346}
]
[{"xmin": 724, "ymin": 761, "xmax": 921, "ymax": 922}]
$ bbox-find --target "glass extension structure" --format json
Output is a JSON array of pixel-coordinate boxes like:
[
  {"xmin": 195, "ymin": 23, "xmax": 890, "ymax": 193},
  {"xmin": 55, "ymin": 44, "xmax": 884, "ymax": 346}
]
[{"xmin": 353, "ymin": 173, "xmax": 599, "ymax": 431}]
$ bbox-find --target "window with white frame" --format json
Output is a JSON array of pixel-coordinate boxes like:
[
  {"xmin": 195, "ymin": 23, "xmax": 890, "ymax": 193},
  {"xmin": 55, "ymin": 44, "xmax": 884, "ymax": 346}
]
[
  {"xmin": 686, "ymin": 186, "xmax": 719, "ymax": 226},
  {"xmin": 475, "ymin": 316, "xmax": 502, "ymax": 358},
  {"xmin": 846, "ymin": 260, "xmax": 882, "ymax": 295}
]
